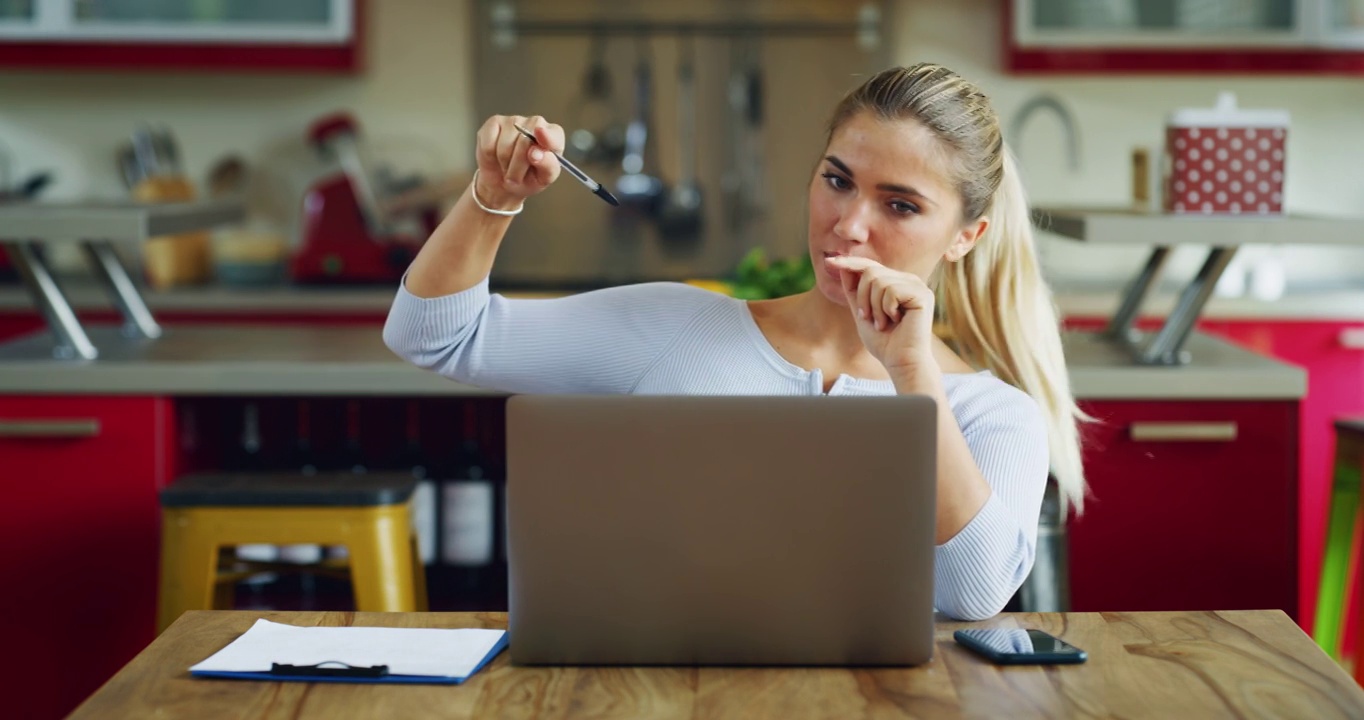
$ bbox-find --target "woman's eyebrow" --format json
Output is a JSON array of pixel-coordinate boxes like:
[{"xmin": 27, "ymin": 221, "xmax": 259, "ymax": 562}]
[
  {"xmin": 824, "ymin": 155, "xmax": 935, "ymax": 205},
  {"xmin": 825, "ymin": 155, "xmax": 855, "ymax": 177}
]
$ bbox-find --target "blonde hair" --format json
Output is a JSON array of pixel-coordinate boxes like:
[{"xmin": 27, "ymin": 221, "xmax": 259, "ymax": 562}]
[{"xmin": 826, "ymin": 63, "xmax": 1089, "ymax": 515}]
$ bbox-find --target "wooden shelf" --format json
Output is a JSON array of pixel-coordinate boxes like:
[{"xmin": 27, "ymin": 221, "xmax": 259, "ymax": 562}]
[
  {"xmin": 0, "ymin": 198, "xmax": 246, "ymax": 360},
  {"xmin": 1032, "ymin": 206, "xmax": 1364, "ymax": 365},
  {"xmin": 1033, "ymin": 206, "xmax": 1364, "ymax": 246},
  {"xmin": 0, "ymin": 198, "xmax": 245, "ymax": 245}
]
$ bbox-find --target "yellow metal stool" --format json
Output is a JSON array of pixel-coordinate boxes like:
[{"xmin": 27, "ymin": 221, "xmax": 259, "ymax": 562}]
[{"xmin": 156, "ymin": 472, "xmax": 428, "ymax": 633}]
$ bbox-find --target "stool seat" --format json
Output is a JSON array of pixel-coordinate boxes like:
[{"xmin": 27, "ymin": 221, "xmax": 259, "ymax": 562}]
[{"xmin": 161, "ymin": 472, "xmax": 416, "ymax": 508}]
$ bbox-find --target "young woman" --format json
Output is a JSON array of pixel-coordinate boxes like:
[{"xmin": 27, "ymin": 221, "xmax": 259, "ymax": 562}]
[{"xmin": 384, "ymin": 63, "xmax": 1086, "ymax": 621}]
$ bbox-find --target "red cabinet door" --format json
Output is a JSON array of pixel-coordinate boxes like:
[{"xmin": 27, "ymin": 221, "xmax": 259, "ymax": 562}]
[
  {"xmin": 0, "ymin": 396, "xmax": 175, "ymax": 720},
  {"xmin": 1070, "ymin": 400, "xmax": 1298, "ymax": 618}
]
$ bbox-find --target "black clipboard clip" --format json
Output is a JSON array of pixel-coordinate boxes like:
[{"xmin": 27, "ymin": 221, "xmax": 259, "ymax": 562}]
[{"xmin": 270, "ymin": 661, "xmax": 390, "ymax": 678}]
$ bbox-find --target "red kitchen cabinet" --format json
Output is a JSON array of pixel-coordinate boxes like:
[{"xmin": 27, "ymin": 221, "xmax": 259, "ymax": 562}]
[
  {"xmin": 0, "ymin": 311, "xmax": 44, "ymax": 343},
  {"xmin": 0, "ymin": 0, "xmax": 362, "ymax": 74},
  {"xmin": 1070, "ymin": 399, "xmax": 1298, "ymax": 618},
  {"xmin": 0, "ymin": 396, "xmax": 176, "ymax": 720}
]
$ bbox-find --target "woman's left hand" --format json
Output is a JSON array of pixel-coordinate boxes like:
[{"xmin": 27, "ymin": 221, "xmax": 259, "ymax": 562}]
[{"xmin": 824, "ymin": 255, "xmax": 937, "ymax": 376}]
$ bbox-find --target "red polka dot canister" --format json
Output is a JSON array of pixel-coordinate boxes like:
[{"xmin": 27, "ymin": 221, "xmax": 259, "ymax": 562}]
[{"xmin": 1164, "ymin": 92, "xmax": 1289, "ymax": 216}]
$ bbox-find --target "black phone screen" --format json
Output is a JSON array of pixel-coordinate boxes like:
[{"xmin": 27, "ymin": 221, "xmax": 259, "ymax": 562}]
[{"xmin": 953, "ymin": 628, "xmax": 1087, "ymax": 664}]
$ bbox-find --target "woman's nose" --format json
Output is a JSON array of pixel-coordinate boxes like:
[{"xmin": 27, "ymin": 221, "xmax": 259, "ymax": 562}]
[{"xmin": 833, "ymin": 202, "xmax": 871, "ymax": 243}]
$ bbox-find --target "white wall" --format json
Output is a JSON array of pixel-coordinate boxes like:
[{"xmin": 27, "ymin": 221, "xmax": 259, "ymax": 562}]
[
  {"xmin": 2, "ymin": 0, "xmax": 1362, "ymax": 288},
  {"xmin": 891, "ymin": 0, "xmax": 1364, "ymax": 288}
]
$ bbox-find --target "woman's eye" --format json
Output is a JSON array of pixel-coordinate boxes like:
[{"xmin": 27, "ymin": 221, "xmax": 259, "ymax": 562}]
[
  {"xmin": 890, "ymin": 200, "xmax": 920, "ymax": 215},
  {"xmin": 821, "ymin": 172, "xmax": 850, "ymax": 191}
]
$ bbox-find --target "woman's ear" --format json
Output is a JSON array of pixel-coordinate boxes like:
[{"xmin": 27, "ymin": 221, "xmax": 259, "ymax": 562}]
[{"xmin": 945, "ymin": 217, "xmax": 988, "ymax": 262}]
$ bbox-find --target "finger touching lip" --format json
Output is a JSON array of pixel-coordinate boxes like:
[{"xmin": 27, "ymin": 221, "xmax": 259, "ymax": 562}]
[{"xmin": 823, "ymin": 254, "xmax": 875, "ymax": 271}]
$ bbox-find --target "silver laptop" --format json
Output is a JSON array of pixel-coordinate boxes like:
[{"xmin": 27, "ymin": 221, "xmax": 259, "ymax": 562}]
[{"xmin": 505, "ymin": 394, "xmax": 938, "ymax": 666}]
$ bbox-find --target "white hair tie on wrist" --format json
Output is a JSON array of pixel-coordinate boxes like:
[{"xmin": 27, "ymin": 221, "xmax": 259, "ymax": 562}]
[{"xmin": 470, "ymin": 169, "xmax": 525, "ymax": 216}]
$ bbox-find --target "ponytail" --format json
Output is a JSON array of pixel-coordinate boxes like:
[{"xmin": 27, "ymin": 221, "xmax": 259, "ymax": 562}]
[
  {"xmin": 827, "ymin": 63, "xmax": 1090, "ymax": 515},
  {"xmin": 938, "ymin": 146, "xmax": 1090, "ymax": 514}
]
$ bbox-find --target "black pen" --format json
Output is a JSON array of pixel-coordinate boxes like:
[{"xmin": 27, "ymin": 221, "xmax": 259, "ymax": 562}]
[{"xmin": 513, "ymin": 124, "xmax": 620, "ymax": 206}]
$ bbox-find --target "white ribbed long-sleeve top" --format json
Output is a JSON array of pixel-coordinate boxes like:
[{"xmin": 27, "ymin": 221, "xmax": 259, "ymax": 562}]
[{"xmin": 384, "ymin": 277, "xmax": 1050, "ymax": 621}]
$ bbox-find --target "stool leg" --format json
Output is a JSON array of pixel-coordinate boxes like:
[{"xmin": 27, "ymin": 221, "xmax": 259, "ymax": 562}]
[
  {"xmin": 411, "ymin": 531, "xmax": 429, "ymax": 612},
  {"xmin": 347, "ymin": 507, "xmax": 418, "ymax": 612},
  {"xmin": 1353, "ymin": 510, "xmax": 1364, "ymax": 684},
  {"xmin": 1314, "ymin": 461, "xmax": 1360, "ymax": 659},
  {"xmin": 157, "ymin": 510, "xmax": 221, "ymax": 634}
]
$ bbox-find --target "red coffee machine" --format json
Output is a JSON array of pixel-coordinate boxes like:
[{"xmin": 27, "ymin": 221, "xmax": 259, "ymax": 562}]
[{"xmin": 291, "ymin": 112, "xmax": 434, "ymax": 284}]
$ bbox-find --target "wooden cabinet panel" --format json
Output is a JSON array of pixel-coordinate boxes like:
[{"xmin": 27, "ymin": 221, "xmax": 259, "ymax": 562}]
[
  {"xmin": 1070, "ymin": 399, "xmax": 1298, "ymax": 618},
  {"xmin": 0, "ymin": 396, "xmax": 175, "ymax": 720}
]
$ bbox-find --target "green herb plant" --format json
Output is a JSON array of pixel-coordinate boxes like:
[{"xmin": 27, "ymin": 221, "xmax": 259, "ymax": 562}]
[{"xmin": 729, "ymin": 248, "xmax": 816, "ymax": 300}]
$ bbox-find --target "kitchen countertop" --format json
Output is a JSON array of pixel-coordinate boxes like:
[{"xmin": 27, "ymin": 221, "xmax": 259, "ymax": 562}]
[
  {"xmin": 0, "ymin": 325, "xmax": 1305, "ymax": 399},
  {"xmin": 1060, "ymin": 330, "xmax": 1304, "ymax": 399},
  {"xmin": 1, "ymin": 278, "xmax": 1362, "ymax": 319}
]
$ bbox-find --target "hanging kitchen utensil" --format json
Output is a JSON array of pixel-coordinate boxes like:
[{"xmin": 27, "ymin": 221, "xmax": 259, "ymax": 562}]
[
  {"xmin": 722, "ymin": 35, "xmax": 766, "ymax": 233},
  {"xmin": 614, "ymin": 34, "xmax": 665, "ymax": 216},
  {"xmin": 657, "ymin": 32, "xmax": 704, "ymax": 247},
  {"xmin": 722, "ymin": 41, "xmax": 747, "ymax": 232},
  {"xmin": 566, "ymin": 30, "xmax": 624, "ymax": 166},
  {"xmin": 742, "ymin": 37, "xmax": 767, "ymax": 220}
]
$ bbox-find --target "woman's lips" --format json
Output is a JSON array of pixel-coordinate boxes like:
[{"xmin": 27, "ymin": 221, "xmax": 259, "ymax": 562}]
[{"xmin": 822, "ymin": 252, "xmax": 842, "ymax": 281}]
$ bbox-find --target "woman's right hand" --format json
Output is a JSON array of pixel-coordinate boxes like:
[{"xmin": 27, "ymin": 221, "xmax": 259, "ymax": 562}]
[{"xmin": 474, "ymin": 114, "xmax": 564, "ymax": 211}]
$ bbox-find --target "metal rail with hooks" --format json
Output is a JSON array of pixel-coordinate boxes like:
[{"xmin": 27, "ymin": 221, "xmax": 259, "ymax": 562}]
[{"xmin": 485, "ymin": 2, "xmax": 883, "ymax": 49}]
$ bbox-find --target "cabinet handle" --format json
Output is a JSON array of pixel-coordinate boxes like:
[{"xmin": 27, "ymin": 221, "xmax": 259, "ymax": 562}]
[
  {"xmin": 1339, "ymin": 328, "xmax": 1364, "ymax": 349},
  {"xmin": 0, "ymin": 419, "xmax": 102, "ymax": 438},
  {"xmin": 1130, "ymin": 422, "xmax": 1237, "ymax": 442}
]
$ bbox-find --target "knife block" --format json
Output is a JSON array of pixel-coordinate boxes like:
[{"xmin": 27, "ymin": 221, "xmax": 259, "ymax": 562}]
[{"xmin": 134, "ymin": 176, "xmax": 212, "ymax": 289}]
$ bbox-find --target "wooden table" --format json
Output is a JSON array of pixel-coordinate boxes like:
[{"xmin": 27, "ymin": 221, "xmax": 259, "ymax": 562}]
[{"xmin": 70, "ymin": 609, "xmax": 1364, "ymax": 719}]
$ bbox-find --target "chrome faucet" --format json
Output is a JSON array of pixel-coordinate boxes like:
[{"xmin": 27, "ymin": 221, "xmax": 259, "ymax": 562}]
[{"xmin": 1009, "ymin": 93, "xmax": 1080, "ymax": 172}]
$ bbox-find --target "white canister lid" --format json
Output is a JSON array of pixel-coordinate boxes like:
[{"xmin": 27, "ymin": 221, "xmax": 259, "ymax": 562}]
[{"xmin": 1168, "ymin": 92, "xmax": 1290, "ymax": 128}]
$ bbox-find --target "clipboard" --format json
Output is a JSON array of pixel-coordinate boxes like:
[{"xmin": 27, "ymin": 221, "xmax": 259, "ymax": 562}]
[{"xmin": 190, "ymin": 619, "xmax": 509, "ymax": 685}]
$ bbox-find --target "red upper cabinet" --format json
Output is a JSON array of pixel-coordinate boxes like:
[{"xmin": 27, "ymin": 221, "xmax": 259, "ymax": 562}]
[
  {"xmin": 1006, "ymin": 0, "xmax": 1364, "ymax": 74},
  {"xmin": 0, "ymin": 0, "xmax": 362, "ymax": 73}
]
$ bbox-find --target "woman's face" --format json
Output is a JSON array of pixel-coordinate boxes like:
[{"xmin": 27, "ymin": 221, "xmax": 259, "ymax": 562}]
[{"xmin": 807, "ymin": 111, "xmax": 983, "ymax": 306}]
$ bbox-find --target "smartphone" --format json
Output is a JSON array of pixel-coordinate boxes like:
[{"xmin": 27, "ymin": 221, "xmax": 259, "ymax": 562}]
[{"xmin": 952, "ymin": 628, "xmax": 1087, "ymax": 665}]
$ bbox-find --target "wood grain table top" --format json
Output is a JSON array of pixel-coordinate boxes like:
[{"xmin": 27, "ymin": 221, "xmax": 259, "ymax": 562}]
[{"xmin": 69, "ymin": 609, "xmax": 1364, "ymax": 719}]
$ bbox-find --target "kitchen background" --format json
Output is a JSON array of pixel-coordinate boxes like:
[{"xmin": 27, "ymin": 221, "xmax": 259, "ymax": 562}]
[
  {"xmin": 2, "ymin": 0, "xmax": 1363, "ymax": 286},
  {"xmin": 4, "ymin": 2, "xmax": 1364, "ymax": 718}
]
